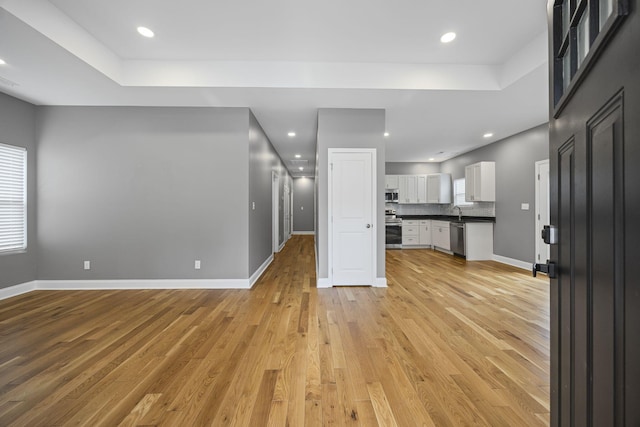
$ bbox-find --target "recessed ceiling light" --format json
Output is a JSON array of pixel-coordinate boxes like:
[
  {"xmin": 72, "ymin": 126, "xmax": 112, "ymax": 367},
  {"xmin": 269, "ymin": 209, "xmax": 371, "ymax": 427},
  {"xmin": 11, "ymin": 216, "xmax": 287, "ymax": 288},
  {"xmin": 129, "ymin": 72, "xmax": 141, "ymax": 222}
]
[
  {"xmin": 295, "ymin": 154, "xmax": 301, "ymax": 158},
  {"xmin": 0, "ymin": 58, "xmax": 6, "ymax": 65},
  {"xmin": 483, "ymin": 132, "xmax": 494, "ymax": 138},
  {"xmin": 429, "ymin": 158, "xmax": 435, "ymax": 161},
  {"xmin": 288, "ymin": 132, "xmax": 296, "ymax": 137},
  {"xmin": 440, "ymin": 32, "xmax": 456, "ymax": 43},
  {"xmin": 384, "ymin": 132, "xmax": 389, "ymax": 137},
  {"xmin": 137, "ymin": 26, "xmax": 155, "ymax": 38},
  {"xmin": 298, "ymin": 167, "xmax": 304, "ymax": 171}
]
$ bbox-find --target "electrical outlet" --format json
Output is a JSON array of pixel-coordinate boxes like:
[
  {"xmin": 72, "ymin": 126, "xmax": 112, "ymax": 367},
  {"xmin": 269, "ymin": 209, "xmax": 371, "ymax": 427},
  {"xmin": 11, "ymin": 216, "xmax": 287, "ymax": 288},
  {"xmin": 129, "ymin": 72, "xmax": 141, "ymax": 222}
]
[
  {"xmin": 521, "ymin": 203, "xmax": 530, "ymax": 210},
  {"xmin": 252, "ymin": 202, "xmax": 255, "ymax": 210},
  {"xmin": 83, "ymin": 260, "xmax": 91, "ymax": 270},
  {"xmin": 194, "ymin": 260, "xmax": 201, "ymax": 270}
]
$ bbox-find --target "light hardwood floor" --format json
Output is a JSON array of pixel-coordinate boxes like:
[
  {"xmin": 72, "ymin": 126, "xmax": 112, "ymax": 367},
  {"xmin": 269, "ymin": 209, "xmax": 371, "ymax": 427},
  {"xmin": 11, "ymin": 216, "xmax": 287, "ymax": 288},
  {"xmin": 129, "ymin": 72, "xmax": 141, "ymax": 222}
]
[{"xmin": 0, "ymin": 235, "xmax": 550, "ymax": 426}]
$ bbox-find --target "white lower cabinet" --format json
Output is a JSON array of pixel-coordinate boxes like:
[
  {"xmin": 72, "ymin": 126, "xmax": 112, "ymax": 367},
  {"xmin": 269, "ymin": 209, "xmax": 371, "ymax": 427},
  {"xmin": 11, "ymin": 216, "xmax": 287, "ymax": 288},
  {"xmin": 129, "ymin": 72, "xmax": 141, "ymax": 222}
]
[
  {"xmin": 465, "ymin": 222, "xmax": 494, "ymax": 260},
  {"xmin": 419, "ymin": 220, "xmax": 431, "ymax": 245},
  {"xmin": 432, "ymin": 220, "xmax": 451, "ymax": 251},
  {"xmin": 402, "ymin": 220, "xmax": 419, "ymax": 246}
]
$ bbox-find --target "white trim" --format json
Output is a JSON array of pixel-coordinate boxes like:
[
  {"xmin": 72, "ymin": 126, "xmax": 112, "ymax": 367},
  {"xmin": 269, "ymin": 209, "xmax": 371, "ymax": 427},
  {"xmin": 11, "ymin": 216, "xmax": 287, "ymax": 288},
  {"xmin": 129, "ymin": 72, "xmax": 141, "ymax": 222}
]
[
  {"xmin": 293, "ymin": 231, "xmax": 315, "ymax": 235},
  {"xmin": 316, "ymin": 277, "xmax": 386, "ymax": 288},
  {"xmin": 0, "ymin": 280, "xmax": 37, "ymax": 300},
  {"xmin": 535, "ymin": 159, "xmax": 550, "ymax": 264},
  {"xmin": 493, "ymin": 254, "xmax": 532, "ymax": 271},
  {"xmin": 36, "ymin": 279, "xmax": 252, "ymax": 290},
  {"xmin": 317, "ymin": 278, "xmax": 331, "ymax": 288},
  {"xmin": 273, "ymin": 171, "xmax": 280, "ymax": 253},
  {"xmin": 250, "ymin": 254, "xmax": 274, "ymax": 288},
  {"xmin": 328, "ymin": 148, "xmax": 377, "ymax": 286},
  {"xmin": 374, "ymin": 277, "xmax": 388, "ymax": 288},
  {"xmin": 278, "ymin": 241, "xmax": 286, "ymax": 252}
]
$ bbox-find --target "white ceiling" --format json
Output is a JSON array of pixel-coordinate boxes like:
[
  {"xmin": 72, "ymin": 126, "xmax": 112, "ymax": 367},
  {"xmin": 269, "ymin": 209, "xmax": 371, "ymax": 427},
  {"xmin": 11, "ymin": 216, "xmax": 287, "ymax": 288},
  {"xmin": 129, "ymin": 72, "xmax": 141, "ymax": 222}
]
[{"xmin": 0, "ymin": 0, "xmax": 549, "ymax": 177}]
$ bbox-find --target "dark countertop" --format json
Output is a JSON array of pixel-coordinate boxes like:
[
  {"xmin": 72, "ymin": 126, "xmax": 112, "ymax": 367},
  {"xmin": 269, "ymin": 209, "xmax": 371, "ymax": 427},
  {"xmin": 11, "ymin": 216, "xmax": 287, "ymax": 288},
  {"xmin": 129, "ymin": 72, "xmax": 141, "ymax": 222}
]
[{"xmin": 398, "ymin": 215, "xmax": 496, "ymax": 223}]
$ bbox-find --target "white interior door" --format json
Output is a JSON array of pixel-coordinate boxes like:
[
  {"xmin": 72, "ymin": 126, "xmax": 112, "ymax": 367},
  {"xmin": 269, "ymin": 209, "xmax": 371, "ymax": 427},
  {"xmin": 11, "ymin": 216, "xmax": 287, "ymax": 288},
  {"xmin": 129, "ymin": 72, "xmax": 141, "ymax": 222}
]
[
  {"xmin": 272, "ymin": 171, "xmax": 279, "ymax": 253},
  {"xmin": 535, "ymin": 160, "xmax": 550, "ymax": 263},
  {"xmin": 329, "ymin": 149, "xmax": 375, "ymax": 286},
  {"xmin": 284, "ymin": 183, "xmax": 291, "ymax": 242}
]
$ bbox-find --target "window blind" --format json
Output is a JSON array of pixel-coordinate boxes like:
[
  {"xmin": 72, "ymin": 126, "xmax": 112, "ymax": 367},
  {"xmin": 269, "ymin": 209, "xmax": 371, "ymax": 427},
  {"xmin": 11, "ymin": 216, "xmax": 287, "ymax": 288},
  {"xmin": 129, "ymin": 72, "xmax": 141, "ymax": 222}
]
[{"xmin": 0, "ymin": 143, "xmax": 27, "ymax": 253}]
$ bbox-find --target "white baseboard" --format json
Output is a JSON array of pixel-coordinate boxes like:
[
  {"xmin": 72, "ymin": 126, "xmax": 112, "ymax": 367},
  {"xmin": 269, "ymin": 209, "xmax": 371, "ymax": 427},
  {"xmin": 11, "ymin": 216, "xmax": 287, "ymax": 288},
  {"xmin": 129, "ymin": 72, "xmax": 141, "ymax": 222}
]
[
  {"xmin": 316, "ymin": 277, "xmax": 388, "ymax": 288},
  {"xmin": 0, "ymin": 279, "xmax": 255, "ymax": 300},
  {"xmin": 0, "ymin": 280, "xmax": 37, "ymax": 301},
  {"xmin": 250, "ymin": 254, "xmax": 273, "ymax": 288},
  {"xmin": 293, "ymin": 231, "xmax": 315, "ymax": 235},
  {"xmin": 317, "ymin": 278, "xmax": 331, "ymax": 288},
  {"xmin": 492, "ymin": 254, "xmax": 532, "ymax": 271},
  {"xmin": 36, "ymin": 279, "xmax": 252, "ymax": 290},
  {"xmin": 374, "ymin": 277, "xmax": 388, "ymax": 288}
]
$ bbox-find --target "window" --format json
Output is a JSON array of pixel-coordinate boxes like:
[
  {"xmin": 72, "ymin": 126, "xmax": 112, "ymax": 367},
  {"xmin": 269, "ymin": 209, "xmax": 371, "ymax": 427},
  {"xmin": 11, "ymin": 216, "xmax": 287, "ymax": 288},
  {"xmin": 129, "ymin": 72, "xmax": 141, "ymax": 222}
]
[
  {"xmin": 0, "ymin": 143, "xmax": 27, "ymax": 253},
  {"xmin": 552, "ymin": 0, "xmax": 629, "ymax": 113},
  {"xmin": 453, "ymin": 178, "xmax": 471, "ymax": 206}
]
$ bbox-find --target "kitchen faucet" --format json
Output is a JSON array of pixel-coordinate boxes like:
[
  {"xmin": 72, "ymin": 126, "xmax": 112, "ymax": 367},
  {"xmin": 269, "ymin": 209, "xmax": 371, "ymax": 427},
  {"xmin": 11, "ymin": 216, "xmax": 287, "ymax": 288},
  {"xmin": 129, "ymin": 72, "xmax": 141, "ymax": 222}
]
[{"xmin": 453, "ymin": 205, "xmax": 462, "ymax": 221}]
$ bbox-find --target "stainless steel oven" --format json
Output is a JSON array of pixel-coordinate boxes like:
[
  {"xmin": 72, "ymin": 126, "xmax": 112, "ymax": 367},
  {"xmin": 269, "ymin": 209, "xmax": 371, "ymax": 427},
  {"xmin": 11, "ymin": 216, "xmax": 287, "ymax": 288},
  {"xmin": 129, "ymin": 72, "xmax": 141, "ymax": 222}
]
[
  {"xmin": 385, "ymin": 191, "xmax": 399, "ymax": 203},
  {"xmin": 385, "ymin": 219, "xmax": 402, "ymax": 248}
]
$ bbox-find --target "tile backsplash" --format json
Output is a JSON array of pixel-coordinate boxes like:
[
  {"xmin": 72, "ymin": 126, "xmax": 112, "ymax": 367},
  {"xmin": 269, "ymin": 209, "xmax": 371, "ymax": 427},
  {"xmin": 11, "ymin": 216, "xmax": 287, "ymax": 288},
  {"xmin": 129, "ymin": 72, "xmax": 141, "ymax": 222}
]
[{"xmin": 388, "ymin": 202, "xmax": 495, "ymax": 217}]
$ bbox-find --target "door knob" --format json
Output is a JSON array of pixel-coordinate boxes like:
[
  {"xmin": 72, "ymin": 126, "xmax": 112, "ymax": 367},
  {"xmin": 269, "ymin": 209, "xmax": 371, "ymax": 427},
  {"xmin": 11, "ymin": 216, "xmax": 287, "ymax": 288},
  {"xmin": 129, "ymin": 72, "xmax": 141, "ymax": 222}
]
[{"xmin": 366, "ymin": 224, "xmax": 372, "ymax": 228}]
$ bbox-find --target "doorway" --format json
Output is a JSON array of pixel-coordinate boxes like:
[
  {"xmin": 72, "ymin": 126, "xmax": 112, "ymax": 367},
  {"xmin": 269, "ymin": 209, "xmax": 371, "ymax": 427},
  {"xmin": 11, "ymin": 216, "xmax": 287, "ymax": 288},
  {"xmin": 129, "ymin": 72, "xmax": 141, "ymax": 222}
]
[
  {"xmin": 535, "ymin": 159, "xmax": 550, "ymax": 265},
  {"xmin": 328, "ymin": 149, "xmax": 376, "ymax": 286},
  {"xmin": 272, "ymin": 171, "xmax": 279, "ymax": 253}
]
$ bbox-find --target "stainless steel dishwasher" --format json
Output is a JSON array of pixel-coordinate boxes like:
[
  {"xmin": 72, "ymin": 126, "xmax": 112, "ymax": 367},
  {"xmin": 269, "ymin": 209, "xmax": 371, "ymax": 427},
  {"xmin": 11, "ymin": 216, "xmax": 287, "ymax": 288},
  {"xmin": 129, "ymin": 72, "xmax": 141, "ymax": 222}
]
[{"xmin": 450, "ymin": 222, "xmax": 466, "ymax": 257}]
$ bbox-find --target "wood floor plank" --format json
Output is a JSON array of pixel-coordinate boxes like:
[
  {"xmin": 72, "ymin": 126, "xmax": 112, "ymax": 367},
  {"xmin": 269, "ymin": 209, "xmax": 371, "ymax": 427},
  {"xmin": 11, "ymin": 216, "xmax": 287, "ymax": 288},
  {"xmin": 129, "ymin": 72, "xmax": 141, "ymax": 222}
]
[{"xmin": 0, "ymin": 236, "xmax": 550, "ymax": 425}]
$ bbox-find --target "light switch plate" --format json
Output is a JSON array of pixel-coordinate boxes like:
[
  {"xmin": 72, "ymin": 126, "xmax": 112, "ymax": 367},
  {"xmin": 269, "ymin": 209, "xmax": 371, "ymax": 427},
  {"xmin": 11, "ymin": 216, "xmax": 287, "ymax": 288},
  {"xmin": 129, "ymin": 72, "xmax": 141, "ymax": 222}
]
[
  {"xmin": 83, "ymin": 260, "xmax": 91, "ymax": 270},
  {"xmin": 521, "ymin": 203, "xmax": 530, "ymax": 210}
]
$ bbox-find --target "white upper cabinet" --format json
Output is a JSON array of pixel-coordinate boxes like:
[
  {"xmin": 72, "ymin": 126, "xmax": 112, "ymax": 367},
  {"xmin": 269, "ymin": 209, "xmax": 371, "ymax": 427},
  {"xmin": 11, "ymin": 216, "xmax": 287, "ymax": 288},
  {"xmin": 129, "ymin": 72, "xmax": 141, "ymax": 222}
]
[
  {"xmin": 395, "ymin": 173, "xmax": 450, "ymax": 204},
  {"xmin": 385, "ymin": 175, "xmax": 399, "ymax": 190},
  {"xmin": 426, "ymin": 173, "xmax": 452, "ymax": 204},
  {"xmin": 465, "ymin": 161, "xmax": 495, "ymax": 202},
  {"xmin": 417, "ymin": 175, "xmax": 428, "ymax": 204},
  {"xmin": 398, "ymin": 175, "xmax": 419, "ymax": 204}
]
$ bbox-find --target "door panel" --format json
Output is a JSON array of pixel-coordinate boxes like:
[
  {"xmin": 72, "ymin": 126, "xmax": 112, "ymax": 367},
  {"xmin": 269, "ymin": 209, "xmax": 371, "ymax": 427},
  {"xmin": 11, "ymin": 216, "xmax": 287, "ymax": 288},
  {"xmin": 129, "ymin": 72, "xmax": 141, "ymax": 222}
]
[
  {"xmin": 330, "ymin": 151, "xmax": 374, "ymax": 286},
  {"xmin": 548, "ymin": 2, "xmax": 639, "ymax": 425},
  {"xmin": 587, "ymin": 94, "xmax": 625, "ymax": 426}
]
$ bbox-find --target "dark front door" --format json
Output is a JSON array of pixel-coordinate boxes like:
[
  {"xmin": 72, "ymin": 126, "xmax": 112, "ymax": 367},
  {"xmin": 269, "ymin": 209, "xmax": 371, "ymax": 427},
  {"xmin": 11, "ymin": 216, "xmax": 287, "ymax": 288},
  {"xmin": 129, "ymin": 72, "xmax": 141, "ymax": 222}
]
[{"xmin": 548, "ymin": 1, "xmax": 639, "ymax": 425}]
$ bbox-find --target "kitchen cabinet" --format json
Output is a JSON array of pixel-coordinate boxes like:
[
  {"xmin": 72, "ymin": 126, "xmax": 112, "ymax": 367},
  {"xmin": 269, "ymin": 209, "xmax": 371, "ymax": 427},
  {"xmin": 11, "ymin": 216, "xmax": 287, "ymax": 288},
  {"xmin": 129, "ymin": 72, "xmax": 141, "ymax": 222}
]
[
  {"xmin": 465, "ymin": 222, "xmax": 494, "ymax": 261},
  {"xmin": 385, "ymin": 175, "xmax": 399, "ymax": 190},
  {"xmin": 403, "ymin": 219, "xmax": 432, "ymax": 247},
  {"xmin": 419, "ymin": 220, "xmax": 432, "ymax": 245},
  {"xmin": 417, "ymin": 175, "xmax": 428, "ymax": 203},
  {"xmin": 426, "ymin": 173, "xmax": 452, "ymax": 204},
  {"xmin": 398, "ymin": 174, "xmax": 428, "ymax": 204},
  {"xmin": 465, "ymin": 162, "xmax": 495, "ymax": 202},
  {"xmin": 402, "ymin": 220, "xmax": 419, "ymax": 245},
  {"xmin": 432, "ymin": 220, "xmax": 451, "ymax": 251}
]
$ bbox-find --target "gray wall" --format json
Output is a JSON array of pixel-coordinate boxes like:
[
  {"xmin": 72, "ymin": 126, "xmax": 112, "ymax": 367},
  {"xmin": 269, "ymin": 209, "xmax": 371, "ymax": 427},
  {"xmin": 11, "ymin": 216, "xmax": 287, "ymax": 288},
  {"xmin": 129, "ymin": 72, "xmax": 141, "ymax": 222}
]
[
  {"xmin": 385, "ymin": 162, "xmax": 440, "ymax": 175},
  {"xmin": 440, "ymin": 123, "xmax": 549, "ymax": 263},
  {"xmin": 293, "ymin": 177, "xmax": 314, "ymax": 232},
  {"xmin": 0, "ymin": 92, "xmax": 38, "ymax": 289},
  {"xmin": 248, "ymin": 111, "xmax": 290, "ymax": 275},
  {"xmin": 316, "ymin": 108, "xmax": 386, "ymax": 281},
  {"xmin": 36, "ymin": 106, "xmax": 251, "ymax": 280}
]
